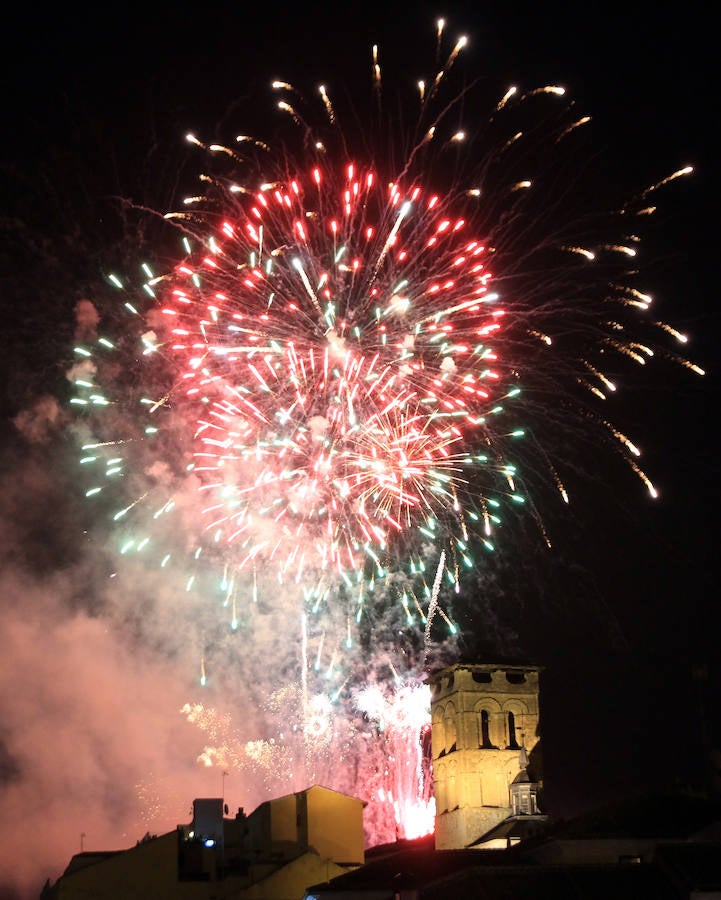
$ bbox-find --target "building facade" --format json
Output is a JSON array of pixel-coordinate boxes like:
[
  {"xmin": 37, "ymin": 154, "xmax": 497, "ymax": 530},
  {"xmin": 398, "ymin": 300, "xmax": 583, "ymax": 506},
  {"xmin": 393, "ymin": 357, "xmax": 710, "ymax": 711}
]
[
  {"xmin": 47, "ymin": 786, "xmax": 365, "ymax": 899},
  {"xmin": 427, "ymin": 662, "xmax": 542, "ymax": 849}
]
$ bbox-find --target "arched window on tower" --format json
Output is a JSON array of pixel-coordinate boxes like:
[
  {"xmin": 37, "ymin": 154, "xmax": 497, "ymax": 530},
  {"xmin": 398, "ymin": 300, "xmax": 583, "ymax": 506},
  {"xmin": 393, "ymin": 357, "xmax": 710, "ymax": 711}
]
[
  {"xmin": 507, "ymin": 711, "xmax": 520, "ymax": 750},
  {"xmin": 432, "ymin": 707, "xmax": 446, "ymax": 759},
  {"xmin": 444, "ymin": 702, "xmax": 457, "ymax": 754},
  {"xmin": 475, "ymin": 698, "xmax": 502, "ymax": 748},
  {"xmin": 480, "ymin": 709, "xmax": 495, "ymax": 748}
]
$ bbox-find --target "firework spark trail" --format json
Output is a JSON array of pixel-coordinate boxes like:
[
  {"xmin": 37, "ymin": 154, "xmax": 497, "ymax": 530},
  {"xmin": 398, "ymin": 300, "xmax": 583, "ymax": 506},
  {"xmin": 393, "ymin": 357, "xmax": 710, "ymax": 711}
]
[
  {"xmin": 67, "ymin": 17, "xmax": 703, "ymax": 843},
  {"xmin": 423, "ymin": 550, "xmax": 446, "ymax": 668}
]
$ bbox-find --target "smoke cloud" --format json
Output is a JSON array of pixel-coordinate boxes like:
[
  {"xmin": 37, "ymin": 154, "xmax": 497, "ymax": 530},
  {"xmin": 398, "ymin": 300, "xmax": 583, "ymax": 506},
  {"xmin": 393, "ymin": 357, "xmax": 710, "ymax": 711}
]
[
  {"xmin": 0, "ymin": 435, "xmax": 273, "ymax": 897},
  {"xmin": 0, "ymin": 384, "xmax": 464, "ymax": 897}
]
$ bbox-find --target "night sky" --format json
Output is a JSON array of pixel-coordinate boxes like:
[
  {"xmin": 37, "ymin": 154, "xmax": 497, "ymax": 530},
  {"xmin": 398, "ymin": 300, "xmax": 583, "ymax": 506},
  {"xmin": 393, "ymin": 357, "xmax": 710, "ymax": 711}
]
[{"xmin": 1, "ymin": 3, "xmax": 718, "ymax": 896}]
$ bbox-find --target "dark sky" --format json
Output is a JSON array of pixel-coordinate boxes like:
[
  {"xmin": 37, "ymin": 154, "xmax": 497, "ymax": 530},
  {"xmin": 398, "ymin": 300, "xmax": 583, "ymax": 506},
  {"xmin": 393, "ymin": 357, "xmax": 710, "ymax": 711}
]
[{"xmin": 0, "ymin": 2, "xmax": 718, "ymax": 895}]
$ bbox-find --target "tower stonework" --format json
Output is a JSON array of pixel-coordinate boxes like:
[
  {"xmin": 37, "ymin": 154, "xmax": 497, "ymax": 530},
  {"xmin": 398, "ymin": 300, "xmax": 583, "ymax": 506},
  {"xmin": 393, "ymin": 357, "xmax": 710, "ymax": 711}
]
[{"xmin": 427, "ymin": 662, "xmax": 542, "ymax": 849}]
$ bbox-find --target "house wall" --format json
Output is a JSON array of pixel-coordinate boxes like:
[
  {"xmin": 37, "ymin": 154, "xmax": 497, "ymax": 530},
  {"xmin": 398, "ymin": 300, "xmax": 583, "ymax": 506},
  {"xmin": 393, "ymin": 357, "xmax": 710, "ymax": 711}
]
[
  {"xmin": 271, "ymin": 793, "xmax": 301, "ymax": 849},
  {"xmin": 306, "ymin": 787, "xmax": 365, "ymax": 865},
  {"xmin": 51, "ymin": 787, "xmax": 365, "ymax": 898},
  {"xmin": 55, "ymin": 833, "xmax": 202, "ymax": 899},
  {"xmin": 242, "ymin": 851, "xmax": 351, "ymax": 899}
]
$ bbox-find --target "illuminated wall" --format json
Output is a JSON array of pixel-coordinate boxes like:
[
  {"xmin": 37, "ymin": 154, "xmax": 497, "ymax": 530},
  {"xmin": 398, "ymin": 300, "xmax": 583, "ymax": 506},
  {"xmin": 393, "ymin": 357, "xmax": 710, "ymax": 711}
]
[
  {"xmin": 428, "ymin": 663, "xmax": 541, "ymax": 849},
  {"xmin": 246, "ymin": 785, "xmax": 365, "ymax": 865}
]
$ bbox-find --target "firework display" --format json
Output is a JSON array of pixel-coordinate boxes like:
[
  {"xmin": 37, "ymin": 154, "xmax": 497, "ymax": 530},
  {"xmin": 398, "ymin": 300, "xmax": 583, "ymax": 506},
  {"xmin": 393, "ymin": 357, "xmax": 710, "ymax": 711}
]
[{"xmin": 67, "ymin": 19, "xmax": 702, "ymax": 842}]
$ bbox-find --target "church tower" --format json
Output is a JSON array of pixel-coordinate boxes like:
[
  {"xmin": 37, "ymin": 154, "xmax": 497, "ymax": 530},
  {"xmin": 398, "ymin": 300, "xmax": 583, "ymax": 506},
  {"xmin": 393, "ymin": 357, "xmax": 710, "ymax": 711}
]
[{"xmin": 427, "ymin": 662, "xmax": 542, "ymax": 849}]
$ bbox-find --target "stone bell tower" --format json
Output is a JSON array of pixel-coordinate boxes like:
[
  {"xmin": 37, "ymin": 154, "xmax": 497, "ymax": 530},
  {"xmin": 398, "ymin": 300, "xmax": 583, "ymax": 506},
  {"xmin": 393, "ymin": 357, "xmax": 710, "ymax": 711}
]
[{"xmin": 427, "ymin": 662, "xmax": 542, "ymax": 849}]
